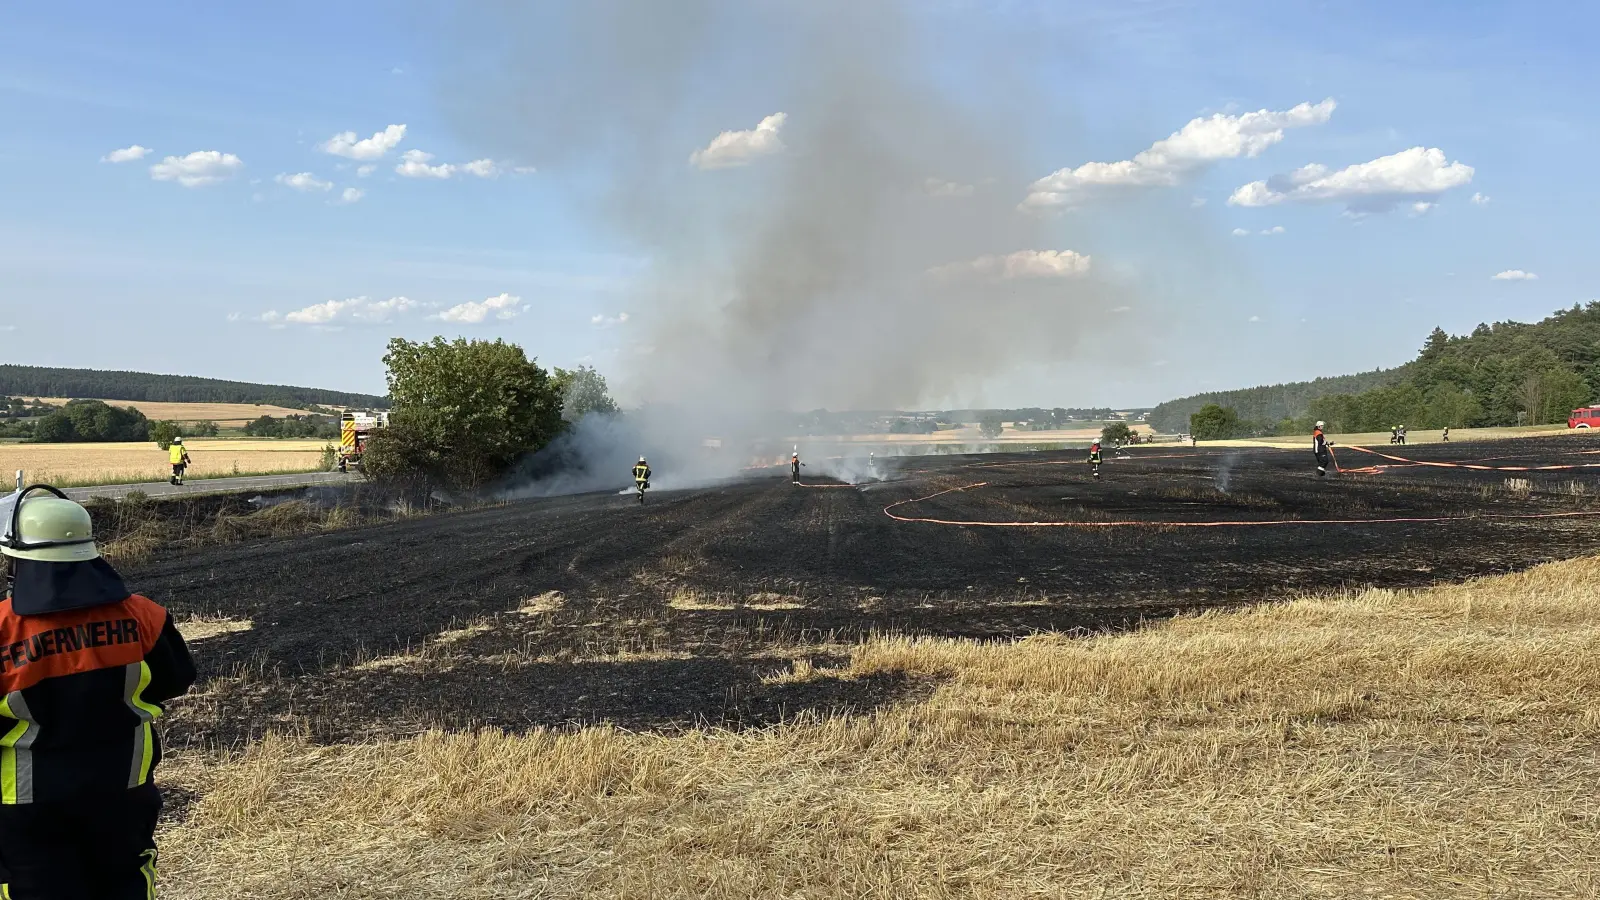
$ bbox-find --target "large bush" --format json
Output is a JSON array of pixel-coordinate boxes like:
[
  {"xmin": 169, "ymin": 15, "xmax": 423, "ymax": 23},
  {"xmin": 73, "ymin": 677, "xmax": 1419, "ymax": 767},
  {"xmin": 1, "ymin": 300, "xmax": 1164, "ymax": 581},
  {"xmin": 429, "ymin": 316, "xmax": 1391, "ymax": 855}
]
[
  {"xmin": 362, "ymin": 337, "xmax": 565, "ymax": 491},
  {"xmin": 31, "ymin": 400, "xmax": 149, "ymax": 442},
  {"xmin": 1189, "ymin": 404, "xmax": 1241, "ymax": 441}
]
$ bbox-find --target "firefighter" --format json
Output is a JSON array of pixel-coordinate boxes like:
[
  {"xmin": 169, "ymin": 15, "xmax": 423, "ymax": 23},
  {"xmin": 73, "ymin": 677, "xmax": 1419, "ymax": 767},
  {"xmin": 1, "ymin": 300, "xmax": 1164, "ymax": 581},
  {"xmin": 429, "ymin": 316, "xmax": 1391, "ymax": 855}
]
[
  {"xmin": 632, "ymin": 456, "xmax": 651, "ymax": 502},
  {"xmin": 167, "ymin": 437, "xmax": 190, "ymax": 486},
  {"xmin": 1389, "ymin": 425, "xmax": 1399, "ymax": 445},
  {"xmin": 1088, "ymin": 440, "xmax": 1103, "ymax": 480},
  {"xmin": 1313, "ymin": 420, "xmax": 1334, "ymax": 477},
  {"xmin": 0, "ymin": 486, "xmax": 196, "ymax": 899},
  {"xmin": 791, "ymin": 453, "xmax": 803, "ymax": 483},
  {"xmin": 1398, "ymin": 424, "xmax": 1407, "ymax": 445},
  {"xmin": 1442, "ymin": 426, "xmax": 1450, "ymax": 442}
]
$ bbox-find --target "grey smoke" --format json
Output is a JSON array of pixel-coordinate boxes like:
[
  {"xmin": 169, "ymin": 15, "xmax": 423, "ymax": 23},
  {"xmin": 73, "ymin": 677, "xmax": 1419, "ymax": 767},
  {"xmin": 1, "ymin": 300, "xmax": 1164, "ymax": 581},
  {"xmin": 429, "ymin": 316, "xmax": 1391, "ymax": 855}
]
[{"xmin": 440, "ymin": 1, "xmax": 1156, "ymax": 493}]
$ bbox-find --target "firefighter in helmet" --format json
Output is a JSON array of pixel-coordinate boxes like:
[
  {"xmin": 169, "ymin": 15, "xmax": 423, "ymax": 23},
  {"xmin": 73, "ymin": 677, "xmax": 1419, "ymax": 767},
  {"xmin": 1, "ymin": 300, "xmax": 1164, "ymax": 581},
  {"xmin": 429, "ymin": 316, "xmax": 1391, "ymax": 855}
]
[
  {"xmin": 1313, "ymin": 421, "xmax": 1333, "ymax": 477},
  {"xmin": 0, "ymin": 486, "xmax": 196, "ymax": 898},
  {"xmin": 167, "ymin": 437, "xmax": 190, "ymax": 486},
  {"xmin": 791, "ymin": 452, "xmax": 803, "ymax": 483},
  {"xmin": 1088, "ymin": 440, "xmax": 1103, "ymax": 480},
  {"xmin": 632, "ymin": 456, "xmax": 651, "ymax": 490}
]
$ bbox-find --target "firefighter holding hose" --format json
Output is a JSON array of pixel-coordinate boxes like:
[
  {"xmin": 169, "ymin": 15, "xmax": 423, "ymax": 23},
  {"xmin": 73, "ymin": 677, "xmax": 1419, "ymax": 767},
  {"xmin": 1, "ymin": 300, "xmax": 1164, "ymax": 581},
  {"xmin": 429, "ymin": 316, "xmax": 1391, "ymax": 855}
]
[
  {"xmin": 1313, "ymin": 421, "xmax": 1334, "ymax": 477},
  {"xmin": 1088, "ymin": 440, "xmax": 1103, "ymax": 480},
  {"xmin": 632, "ymin": 456, "xmax": 651, "ymax": 503},
  {"xmin": 0, "ymin": 486, "xmax": 196, "ymax": 898},
  {"xmin": 167, "ymin": 437, "xmax": 190, "ymax": 486},
  {"xmin": 791, "ymin": 452, "xmax": 805, "ymax": 483}
]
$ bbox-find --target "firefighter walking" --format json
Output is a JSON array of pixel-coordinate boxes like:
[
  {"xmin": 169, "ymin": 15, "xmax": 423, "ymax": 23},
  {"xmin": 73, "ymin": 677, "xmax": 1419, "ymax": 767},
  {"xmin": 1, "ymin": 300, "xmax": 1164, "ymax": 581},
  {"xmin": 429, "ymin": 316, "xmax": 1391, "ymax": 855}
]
[
  {"xmin": 1313, "ymin": 421, "xmax": 1334, "ymax": 477},
  {"xmin": 1088, "ymin": 440, "xmax": 1103, "ymax": 480},
  {"xmin": 632, "ymin": 456, "xmax": 651, "ymax": 504},
  {"xmin": 167, "ymin": 437, "xmax": 190, "ymax": 486},
  {"xmin": 0, "ymin": 485, "xmax": 196, "ymax": 898},
  {"xmin": 791, "ymin": 452, "xmax": 804, "ymax": 483}
]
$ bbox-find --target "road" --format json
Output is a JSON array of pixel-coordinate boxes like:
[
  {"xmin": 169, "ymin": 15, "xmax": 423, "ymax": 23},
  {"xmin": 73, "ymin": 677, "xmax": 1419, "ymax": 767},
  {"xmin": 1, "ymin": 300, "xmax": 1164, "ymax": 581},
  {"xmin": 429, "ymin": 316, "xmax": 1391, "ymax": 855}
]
[{"xmin": 62, "ymin": 471, "xmax": 358, "ymax": 501}]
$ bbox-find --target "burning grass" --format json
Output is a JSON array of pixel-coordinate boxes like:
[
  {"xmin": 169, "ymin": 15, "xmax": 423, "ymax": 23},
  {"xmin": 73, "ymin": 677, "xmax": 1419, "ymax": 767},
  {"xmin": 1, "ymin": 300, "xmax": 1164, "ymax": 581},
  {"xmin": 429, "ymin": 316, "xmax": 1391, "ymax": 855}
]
[{"xmin": 157, "ymin": 555, "xmax": 1600, "ymax": 898}]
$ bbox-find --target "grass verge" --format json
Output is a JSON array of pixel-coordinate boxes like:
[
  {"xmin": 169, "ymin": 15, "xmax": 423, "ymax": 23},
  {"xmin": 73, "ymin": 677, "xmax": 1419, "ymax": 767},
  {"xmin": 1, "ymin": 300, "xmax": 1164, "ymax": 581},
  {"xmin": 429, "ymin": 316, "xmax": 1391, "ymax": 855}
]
[{"xmin": 157, "ymin": 556, "xmax": 1600, "ymax": 898}]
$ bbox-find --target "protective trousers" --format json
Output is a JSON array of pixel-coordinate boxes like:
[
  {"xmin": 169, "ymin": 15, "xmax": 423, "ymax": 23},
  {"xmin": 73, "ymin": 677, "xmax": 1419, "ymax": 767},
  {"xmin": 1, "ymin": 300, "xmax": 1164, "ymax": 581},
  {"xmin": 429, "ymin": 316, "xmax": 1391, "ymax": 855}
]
[{"xmin": 0, "ymin": 783, "xmax": 161, "ymax": 899}]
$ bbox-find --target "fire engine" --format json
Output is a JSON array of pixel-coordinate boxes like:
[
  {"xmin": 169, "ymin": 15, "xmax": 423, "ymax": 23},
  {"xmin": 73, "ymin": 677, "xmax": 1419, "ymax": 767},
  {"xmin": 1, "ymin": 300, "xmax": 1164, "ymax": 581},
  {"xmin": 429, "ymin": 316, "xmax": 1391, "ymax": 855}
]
[{"xmin": 338, "ymin": 411, "xmax": 389, "ymax": 470}]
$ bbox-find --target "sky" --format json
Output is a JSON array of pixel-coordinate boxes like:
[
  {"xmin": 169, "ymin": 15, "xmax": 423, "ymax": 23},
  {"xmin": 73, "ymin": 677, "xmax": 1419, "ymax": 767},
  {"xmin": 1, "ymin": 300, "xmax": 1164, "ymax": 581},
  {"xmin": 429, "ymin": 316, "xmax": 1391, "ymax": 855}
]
[{"xmin": 2, "ymin": 1, "xmax": 1596, "ymax": 409}]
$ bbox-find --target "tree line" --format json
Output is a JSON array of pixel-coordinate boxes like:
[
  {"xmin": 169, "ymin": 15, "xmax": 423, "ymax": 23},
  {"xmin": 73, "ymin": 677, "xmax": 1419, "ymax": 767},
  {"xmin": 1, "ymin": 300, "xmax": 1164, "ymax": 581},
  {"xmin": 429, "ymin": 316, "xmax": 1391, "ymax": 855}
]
[
  {"xmin": 1182, "ymin": 303, "xmax": 1600, "ymax": 438},
  {"xmin": 0, "ymin": 365, "xmax": 386, "ymax": 409},
  {"xmin": 1149, "ymin": 368, "xmax": 1405, "ymax": 434}
]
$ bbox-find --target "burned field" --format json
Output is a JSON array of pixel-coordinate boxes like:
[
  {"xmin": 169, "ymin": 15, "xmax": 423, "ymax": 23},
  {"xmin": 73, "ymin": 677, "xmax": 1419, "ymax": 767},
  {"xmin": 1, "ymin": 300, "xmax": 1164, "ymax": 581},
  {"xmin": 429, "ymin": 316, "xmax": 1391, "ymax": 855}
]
[{"xmin": 134, "ymin": 436, "xmax": 1600, "ymax": 748}]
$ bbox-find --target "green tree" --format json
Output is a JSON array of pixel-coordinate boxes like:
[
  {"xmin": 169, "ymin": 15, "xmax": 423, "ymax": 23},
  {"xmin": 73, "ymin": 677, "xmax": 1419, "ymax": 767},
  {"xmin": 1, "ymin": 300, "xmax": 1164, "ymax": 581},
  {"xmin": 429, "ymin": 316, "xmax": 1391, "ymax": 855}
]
[
  {"xmin": 1100, "ymin": 421, "xmax": 1133, "ymax": 444},
  {"xmin": 30, "ymin": 400, "xmax": 149, "ymax": 443},
  {"xmin": 978, "ymin": 413, "xmax": 1004, "ymax": 439},
  {"xmin": 1189, "ymin": 404, "xmax": 1240, "ymax": 441},
  {"xmin": 551, "ymin": 365, "xmax": 619, "ymax": 422},
  {"xmin": 363, "ymin": 337, "xmax": 565, "ymax": 490},
  {"xmin": 150, "ymin": 420, "xmax": 181, "ymax": 450}
]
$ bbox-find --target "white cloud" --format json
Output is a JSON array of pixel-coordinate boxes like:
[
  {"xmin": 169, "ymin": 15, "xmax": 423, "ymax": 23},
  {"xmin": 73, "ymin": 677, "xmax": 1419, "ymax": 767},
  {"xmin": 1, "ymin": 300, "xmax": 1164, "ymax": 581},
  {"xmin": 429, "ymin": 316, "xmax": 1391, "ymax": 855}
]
[
  {"xmin": 1409, "ymin": 201, "xmax": 1434, "ymax": 216},
  {"xmin": 395, "ymin": 149, "xmax": 455, "ymax": 179},
  {"xmin": 1471, "ymin": 192, "xmax": 1490, "ymax": 205},
  {"xmin": 274, "ymin": 172, "xmax": 333, "ymax": 192},
  {"xmin": 149, "ymin": 150, "xmax": 244, "ymax": 187},
  {"xmin": 1260, "ymin": 225, "xmax": 1285, "ymax": 235},
  {"xmin": 1191, "ymin": 196, "xmax": 1207, "ymax": 208},
  {"xmin": 320, "ymin": 124, "xmax": 407, "ymax": 161},
  {"xmin": 512, "ymin": 165, "xmax": 538, "ymax": 175},
  {"xmin": 1110, "ymin": 305, "xmax": 1132, "ymax": 313},
  {"xmin": 1228, "ymin": 146, "xmax": 1474, "ymax": 213},
  {"xmin": 690, "ymin": 112, "xmax": 787, "ymax": 170},
  {"xmin": 226, "ymin": 312, "xmax": 241, "ymax": 322},
  {"xmin": 924, "ymin": 178, "xmax": 975, "ymax": 197},
  {"xmin": 591, "ymin": 312, "xmax": 631, "ymax": 328},
  {"xmin": 391, "ymin": 67, "xmax": 404, "ymax": 76},
  {"xmin": 1231, "ymin": 227, "xmax": 1250, "ymax": 237},
  {"xmin": 436, "ymin": 292, "xmax": 524, "ymax": 323},
  {"xmin": 268, "ymin": 296, "xmax": 417, "ymax": 326},
  {"xmin": 356, "ymin": 165, "xmax": 376, "ymax": 178},
  {"xmin": 932, "ymin": 249, "xmax": 1092, "ymax": 280},
  {"xmin": 338, "ymin": 187, "xmax": 365, "ymax": 204},
  {"xmin": 1022, "ymin": 99, "xmax": 1336, "ymax": 209},
  {"xmin": 462, "ymin": 159, "xmax": 500, "ymax": 178},
  {"xmin": 102, "ymin": 145, "xmax": 151, "ymax": 163},
  {"xmin": 1248, "ymin": 315, "xmax": 1262, "ymax": 322},
  {"xmin": 1490, "ymin": 270, "xmax": 1537, "ymax": 281}
]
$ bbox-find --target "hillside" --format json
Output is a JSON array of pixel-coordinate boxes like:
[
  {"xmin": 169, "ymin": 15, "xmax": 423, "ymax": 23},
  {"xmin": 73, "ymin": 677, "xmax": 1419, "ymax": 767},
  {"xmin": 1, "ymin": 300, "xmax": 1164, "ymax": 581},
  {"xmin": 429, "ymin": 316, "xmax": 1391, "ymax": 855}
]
[
  {"xmin": 0, "ymin": 365, "xmax": 386, "ymax": 409},
  {"xmin": 1147, "ymin": 367, "xmax": 1406, "ymax": 432},
  {"xmin": 1152, "ymin": 301, "xmax": 1600, "ymax": 434}
]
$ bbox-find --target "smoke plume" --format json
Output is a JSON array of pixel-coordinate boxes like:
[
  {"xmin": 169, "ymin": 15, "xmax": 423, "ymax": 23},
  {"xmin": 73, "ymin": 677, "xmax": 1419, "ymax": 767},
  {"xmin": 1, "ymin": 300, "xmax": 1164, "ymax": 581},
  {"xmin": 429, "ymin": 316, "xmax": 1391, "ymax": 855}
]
[{"xmin": 440, "ymin": 1, "xmax": 1147, "ymax": 494}]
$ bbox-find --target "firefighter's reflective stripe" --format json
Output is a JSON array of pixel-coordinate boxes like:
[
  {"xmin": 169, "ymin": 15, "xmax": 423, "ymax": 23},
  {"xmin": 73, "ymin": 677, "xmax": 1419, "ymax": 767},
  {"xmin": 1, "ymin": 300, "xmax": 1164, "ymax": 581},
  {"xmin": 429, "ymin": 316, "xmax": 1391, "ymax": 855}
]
[
  {"xmin": 139, "ymin": 848, "xmax": 158, "ymax": 898},
  {"xmin": 123, "ymin": 662, "xmax": 160, "ymax": 788},
  {"xmin": 0, "ymin": 692, "xmax": 38, "ymax": 804},
  {"xmin": 341, "ymin": 419, "xmax": 357, "ymax": 450}
]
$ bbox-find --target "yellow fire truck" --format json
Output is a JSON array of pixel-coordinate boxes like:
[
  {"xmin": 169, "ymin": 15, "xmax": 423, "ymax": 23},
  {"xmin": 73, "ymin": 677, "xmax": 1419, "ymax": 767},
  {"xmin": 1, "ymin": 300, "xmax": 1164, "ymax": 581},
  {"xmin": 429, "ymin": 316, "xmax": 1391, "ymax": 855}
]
[{"xmin": 338, "ymin": 411, "xmax": 389, "ymax": 471}]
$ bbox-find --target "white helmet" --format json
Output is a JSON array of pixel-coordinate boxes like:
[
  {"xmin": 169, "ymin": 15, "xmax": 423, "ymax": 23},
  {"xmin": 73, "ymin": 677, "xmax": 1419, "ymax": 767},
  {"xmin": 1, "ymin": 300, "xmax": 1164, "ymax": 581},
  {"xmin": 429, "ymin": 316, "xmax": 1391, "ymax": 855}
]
[
  {"xmin": 1315, "ymin": 421, "xmax": 1325, "ymax": 428},
  {"xmin": 638, "ymin": 456, "xmax": 646, "ymax": 463},
  {"xmin": 172, "ymin": 436, "xmax": 183, "ymax": 444},
  {"xmin": 1, "ymin": 487, "xmax": 100, "ymax": 563}
]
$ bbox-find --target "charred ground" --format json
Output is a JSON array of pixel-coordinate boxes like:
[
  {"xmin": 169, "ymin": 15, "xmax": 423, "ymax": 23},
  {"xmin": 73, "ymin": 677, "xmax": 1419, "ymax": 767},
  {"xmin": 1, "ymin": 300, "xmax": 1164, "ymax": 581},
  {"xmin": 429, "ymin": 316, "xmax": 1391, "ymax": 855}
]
[{"xmin": 136, "ymin": 436, "xmax": 1600, "ymax": 747}]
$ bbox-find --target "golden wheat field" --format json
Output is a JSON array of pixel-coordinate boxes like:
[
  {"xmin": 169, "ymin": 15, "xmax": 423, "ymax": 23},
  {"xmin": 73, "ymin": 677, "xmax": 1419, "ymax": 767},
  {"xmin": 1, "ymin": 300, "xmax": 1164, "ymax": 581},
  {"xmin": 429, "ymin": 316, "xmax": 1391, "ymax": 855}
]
[
  {"xmin": 1, "ymin": 439, "xmax": 328, "ymax": 486},
  {"xmin": 27, "ymin": 398, "xmax": 312, "ymax": 425},
  {"xmin": 159, "ymin": 556, "xmax": 1600, "ymax": 898}
]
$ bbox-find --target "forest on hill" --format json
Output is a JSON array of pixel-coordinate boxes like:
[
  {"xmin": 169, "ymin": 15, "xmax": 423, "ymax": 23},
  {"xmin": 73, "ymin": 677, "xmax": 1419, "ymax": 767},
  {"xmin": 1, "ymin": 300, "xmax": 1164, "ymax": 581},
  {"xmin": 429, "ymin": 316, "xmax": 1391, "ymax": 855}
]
[
  {"xmin": 1152, "ymin": 302, "xmax": 1600, "ymax": 435},
  {"xmin": 0, "ymin": 365, "xmax": 386, "ymax": 409}
]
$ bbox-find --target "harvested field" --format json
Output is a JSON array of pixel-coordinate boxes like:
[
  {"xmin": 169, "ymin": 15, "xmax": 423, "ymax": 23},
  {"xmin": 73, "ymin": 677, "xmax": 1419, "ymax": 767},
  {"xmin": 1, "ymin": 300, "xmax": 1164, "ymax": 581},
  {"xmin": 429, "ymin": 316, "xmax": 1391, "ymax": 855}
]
[
  {"xmin": 24, "ymin": 398, "xmax": 314, "ymax": 424},
  {"xmin": 3, "ymin": 438, "xmax": 327, "ymax": 485},
  {"xmin": 124, "ymin": 437, "xmax": 1600, "ymax": 896}
]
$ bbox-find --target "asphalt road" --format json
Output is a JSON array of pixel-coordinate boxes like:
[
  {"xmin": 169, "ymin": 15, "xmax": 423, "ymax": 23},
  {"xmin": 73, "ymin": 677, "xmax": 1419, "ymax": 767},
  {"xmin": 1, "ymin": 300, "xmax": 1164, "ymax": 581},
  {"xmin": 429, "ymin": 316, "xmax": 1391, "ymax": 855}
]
[{"xmin": 63, "ymin": 471, "xmax": 359, "ymax": 501}]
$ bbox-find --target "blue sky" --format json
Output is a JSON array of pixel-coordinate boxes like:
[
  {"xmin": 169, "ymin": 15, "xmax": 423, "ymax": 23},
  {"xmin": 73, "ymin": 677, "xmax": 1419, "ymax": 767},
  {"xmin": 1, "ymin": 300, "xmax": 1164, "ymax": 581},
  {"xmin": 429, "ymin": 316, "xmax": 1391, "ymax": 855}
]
[{"xmin": 2, "ymin": 1, "xmax": 1595, "ymax": 407}]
